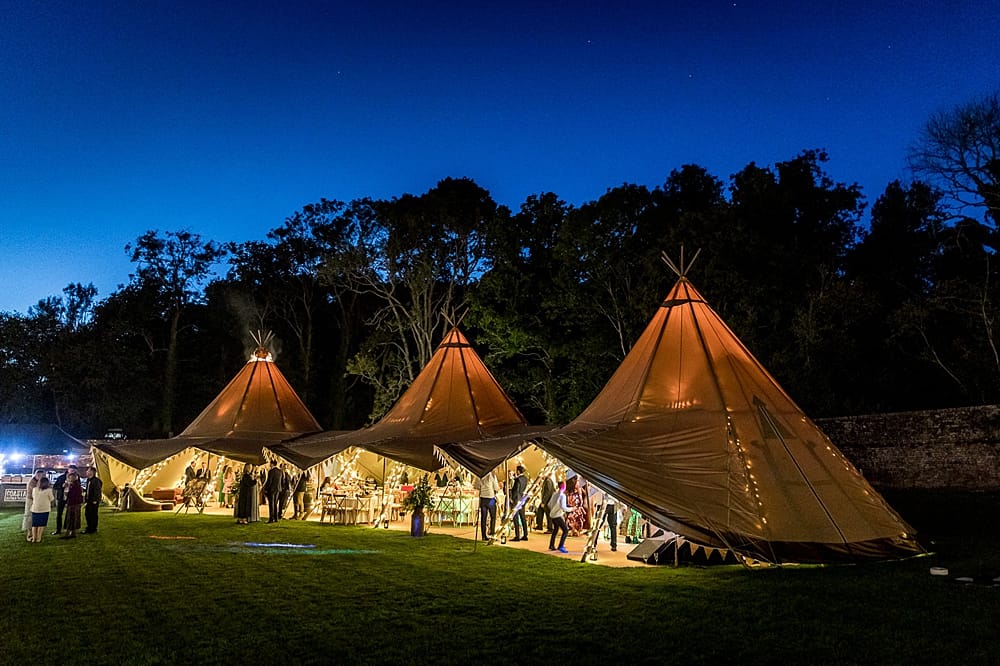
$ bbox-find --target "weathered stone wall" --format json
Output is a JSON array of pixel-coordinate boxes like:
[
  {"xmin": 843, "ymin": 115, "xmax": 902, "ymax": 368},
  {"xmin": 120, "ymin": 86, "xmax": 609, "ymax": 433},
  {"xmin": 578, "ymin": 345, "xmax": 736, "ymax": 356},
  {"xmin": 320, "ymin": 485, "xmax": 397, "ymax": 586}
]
[{"xmin": 817, "ymin": 405, "xmax": 1000, "ymax": 490}]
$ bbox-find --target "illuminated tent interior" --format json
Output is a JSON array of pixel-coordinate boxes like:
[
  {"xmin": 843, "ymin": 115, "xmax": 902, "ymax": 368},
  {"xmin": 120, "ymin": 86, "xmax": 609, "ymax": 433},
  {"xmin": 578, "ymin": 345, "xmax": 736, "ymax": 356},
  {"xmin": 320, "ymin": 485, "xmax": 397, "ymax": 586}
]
[
  {"xmin": 270, "ymin": 327, "xmax": 544, "ymax": 475},
  {"xmin": 93, "ymin": 339, "xmax": 322, "ymax": 495},
  {"xmin": 515, "ymin": 256, "xmax": 923, "ymax": 564}
]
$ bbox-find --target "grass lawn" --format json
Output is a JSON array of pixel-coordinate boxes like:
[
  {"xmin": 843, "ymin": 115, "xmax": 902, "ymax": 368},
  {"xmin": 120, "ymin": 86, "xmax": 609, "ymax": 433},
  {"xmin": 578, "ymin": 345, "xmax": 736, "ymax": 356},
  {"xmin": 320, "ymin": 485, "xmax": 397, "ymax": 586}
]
[{"xmin": 2, "ymin": 491, "xmax": 999, "ymax": 665}]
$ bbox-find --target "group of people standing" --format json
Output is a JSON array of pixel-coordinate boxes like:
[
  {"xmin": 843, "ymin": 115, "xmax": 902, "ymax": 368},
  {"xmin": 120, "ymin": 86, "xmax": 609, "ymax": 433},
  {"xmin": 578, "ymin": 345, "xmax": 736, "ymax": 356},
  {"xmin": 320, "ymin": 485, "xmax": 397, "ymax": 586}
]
[
  {"xmin": 543, "ymin": 473, "xmax": 629, "ymax": 553},
  {"xmin": 264, "ymin": 460, "xmax": 312, "ymax": 522},
  {"xmin": 230, "ymin": 460, "xmax": 313, "ymax": 525},
  {"xmin": 474, "ymin": 464, "xmax": 530, "ymax": 542},
  {"xmin": 472, "ymin": 466, "xmax": 632, "ymax": 555},
  {"xmin": 22, "ymin": 465, "xmax": 103, "ymax": 543}
]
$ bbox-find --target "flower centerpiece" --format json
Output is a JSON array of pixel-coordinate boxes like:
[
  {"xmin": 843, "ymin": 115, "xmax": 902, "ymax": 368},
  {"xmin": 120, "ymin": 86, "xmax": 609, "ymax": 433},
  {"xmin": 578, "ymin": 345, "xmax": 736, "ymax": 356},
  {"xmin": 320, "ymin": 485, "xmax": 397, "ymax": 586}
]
[{"xmin": 400, "ymin": 474, "xmax": 436, "ymax": 537}]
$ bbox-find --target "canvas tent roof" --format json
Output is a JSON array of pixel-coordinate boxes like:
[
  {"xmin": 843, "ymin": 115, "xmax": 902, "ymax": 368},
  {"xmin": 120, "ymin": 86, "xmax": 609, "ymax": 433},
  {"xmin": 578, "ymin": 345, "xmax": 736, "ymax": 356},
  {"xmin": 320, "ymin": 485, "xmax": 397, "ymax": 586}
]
[
  {"xmin": 179, "ymin": 345, "xmax": 321, "ymax": 441},
  {"xmin": 514, "ymin": 275, "xmax": 922, "ymax": 564},
  {"xmin": 271, "ymin": 327, "xmax": 541, "ymax": 472},
  {"xmin": 92, "ymin": 437, "xmax": 192, "ymax": 470},
  {"xmin": 95, "ymin": 345, "xmax": 322, "ymax": 469},
  {"xmin": 436, "ymin": 435, "xmax": 538, "ymax": 479}
]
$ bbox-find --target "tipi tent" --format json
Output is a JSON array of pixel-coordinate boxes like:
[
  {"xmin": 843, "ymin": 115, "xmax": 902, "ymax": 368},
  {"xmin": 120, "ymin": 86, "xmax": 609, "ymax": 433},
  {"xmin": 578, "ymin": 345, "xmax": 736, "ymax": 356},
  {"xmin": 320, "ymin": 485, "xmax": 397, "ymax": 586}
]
[
  {"xmin": 94, "ymin": 341, "xmax": 322, "ymax": 491},
  {"xmin": 502, "ymin": 262, "xmax": 922, "ymax": 564},
  {"xmin": 174, "ymin": 343, "xmax": 322, "ymax": 461},
  {"xmin": 270, "ymin": 327, "xmax": 542, "ymax": 472}
]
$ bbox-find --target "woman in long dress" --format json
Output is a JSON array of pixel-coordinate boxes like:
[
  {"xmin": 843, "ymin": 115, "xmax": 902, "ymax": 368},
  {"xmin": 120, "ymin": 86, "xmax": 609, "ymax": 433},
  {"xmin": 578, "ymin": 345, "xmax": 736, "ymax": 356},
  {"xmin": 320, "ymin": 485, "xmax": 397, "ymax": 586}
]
[
  {"xmin": 63, "ymin": 472, "xmax": 83, "ymax": 538},
  {"xmin": 234, "ymin": 463, "xmax": 258, "ymax": 524},
  {"xmin": 219, "ymin": 464, "xmax": 234, "ymax": 507},
  {"xmin": 565, "ymin": 476, "xmax": 588, "ymax": 537}
]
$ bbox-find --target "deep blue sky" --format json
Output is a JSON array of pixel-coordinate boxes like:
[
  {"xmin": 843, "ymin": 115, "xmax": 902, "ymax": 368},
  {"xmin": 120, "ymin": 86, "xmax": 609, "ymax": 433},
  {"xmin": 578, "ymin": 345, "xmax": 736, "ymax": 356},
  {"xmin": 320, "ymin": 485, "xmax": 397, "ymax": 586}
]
[{"xmin": 2, "ymin": 1, "xmax": 998, "ymax": 314}]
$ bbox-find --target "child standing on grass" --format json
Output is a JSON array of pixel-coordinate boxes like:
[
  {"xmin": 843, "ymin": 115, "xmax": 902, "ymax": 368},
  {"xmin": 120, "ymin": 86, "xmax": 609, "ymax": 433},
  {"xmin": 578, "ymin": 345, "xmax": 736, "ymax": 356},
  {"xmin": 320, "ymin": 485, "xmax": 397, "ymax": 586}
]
[{"xmin": 30, "ymin": 477, "xmax": 55, "ymax": 544}]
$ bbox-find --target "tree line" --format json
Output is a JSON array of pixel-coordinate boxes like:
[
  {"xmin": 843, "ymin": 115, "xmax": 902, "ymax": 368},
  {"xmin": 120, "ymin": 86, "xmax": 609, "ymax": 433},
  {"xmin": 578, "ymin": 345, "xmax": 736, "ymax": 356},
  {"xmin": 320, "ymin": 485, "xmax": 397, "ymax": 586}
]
[{"xmin": 2, "ymin": 91, "xmax": 999, "ymax": 438}]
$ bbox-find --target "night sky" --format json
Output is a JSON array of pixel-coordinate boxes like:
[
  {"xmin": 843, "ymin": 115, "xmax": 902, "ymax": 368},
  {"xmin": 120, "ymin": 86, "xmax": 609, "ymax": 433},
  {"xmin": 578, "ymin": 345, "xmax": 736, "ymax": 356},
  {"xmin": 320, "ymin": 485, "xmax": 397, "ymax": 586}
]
[{"xmin": 2, "ymin": 1, "xmax": 998, "ymax": 314}]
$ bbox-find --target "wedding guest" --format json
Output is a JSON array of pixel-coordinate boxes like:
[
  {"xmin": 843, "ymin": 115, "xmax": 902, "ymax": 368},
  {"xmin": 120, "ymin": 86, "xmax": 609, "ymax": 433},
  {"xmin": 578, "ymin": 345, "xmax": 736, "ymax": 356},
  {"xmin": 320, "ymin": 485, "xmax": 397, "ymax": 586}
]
[
  {"xmin": 264, "ymin": 461, "xmax": 283, "ymax": 523},
  {"xmin": 235, "ymin": 463, "xmax": 257, "ymax": 525},
  {"xmin": 29, "ymin": 476, "xmax": 55, "ymax": 544},
  {"xmin": 62, "ymin": 471, "xmax": 84, "ymax": 538},
  {"xmin": 601, "ymin": 490, "xmax": 620, "ymax": 552},
  {"xmin": 22, "ymin": 469, "xmax": 45, "ymax": 542},
  {"xmin": 83, "ymin": 466, "xmax": 103, "ymax": 534},
  {"xmin": 292, "ymin": 470, "xmax": 309, "ymax": 519},
  {"xmin": 51, "ymin": 464, "xmax": 76, "ymax": 535},
  {"xmin": 565, "ymin": 475, "xmax": 587, "ymax": 537},
  {"xmin": 475, "ymin": 471, "xmax": 501, "ymax": 541},
  {"xmin": 221, "ymin": 465, "xmax": 235, "ymax": 508},
  {"xmin": 510, "ymin": 465, "xmax": 529, "ymax": 541},
  {"xmin": 548, "ymin": 480, "xmax": 571, "ymax": 554},
  {"xmin": 278, "ymin": 464, "xmax": 292, "ymax": 519},
  {"xmin": 537, "ymin": 471, "xmax": 555, "ymax": 533}
]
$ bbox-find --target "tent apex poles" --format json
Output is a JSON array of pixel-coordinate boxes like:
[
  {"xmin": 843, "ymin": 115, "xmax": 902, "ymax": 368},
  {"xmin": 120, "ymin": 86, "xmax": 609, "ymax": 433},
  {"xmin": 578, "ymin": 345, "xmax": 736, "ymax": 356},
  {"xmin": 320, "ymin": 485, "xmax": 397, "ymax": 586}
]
[{"xmin": 661, "ymin": 247, "xmax": 701, "ymax": 278}]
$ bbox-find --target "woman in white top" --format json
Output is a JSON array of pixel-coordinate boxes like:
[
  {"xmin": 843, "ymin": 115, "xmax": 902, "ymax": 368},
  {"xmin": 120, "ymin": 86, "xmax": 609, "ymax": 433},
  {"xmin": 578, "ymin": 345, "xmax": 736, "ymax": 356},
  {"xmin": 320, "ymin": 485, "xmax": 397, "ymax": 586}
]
[
  {"xmin": 30, "ymin": 476, "xmax": 56, "ymax": 544},
  {"xmin": 476, "ymin": 472, "xmax": 501, "ymax": 541},
  {"xmin": 547, "ymin": 480, "xmax": 571, "ymax": 553},
  {"xmin": 22, "ymin": 469, "xmax": 45, "ymax": 541}
]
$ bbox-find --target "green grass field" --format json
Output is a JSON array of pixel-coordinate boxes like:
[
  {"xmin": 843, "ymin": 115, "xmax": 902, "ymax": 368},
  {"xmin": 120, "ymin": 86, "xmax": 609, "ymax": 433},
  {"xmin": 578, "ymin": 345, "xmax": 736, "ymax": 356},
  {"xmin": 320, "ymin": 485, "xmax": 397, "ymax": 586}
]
[{"xmin": 2, "ymin": 491, "xmax": 998, "ymax": 665}]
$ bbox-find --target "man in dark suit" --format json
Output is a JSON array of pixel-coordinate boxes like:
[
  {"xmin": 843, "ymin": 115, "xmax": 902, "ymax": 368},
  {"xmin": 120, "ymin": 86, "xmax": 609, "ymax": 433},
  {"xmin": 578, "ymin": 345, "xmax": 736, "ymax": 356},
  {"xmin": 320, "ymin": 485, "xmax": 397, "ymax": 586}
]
[
  {"xmin": 278, "ymin": 464, "xmax": 292, "ymax": 518},
  {"xmin": 51, "ymin": 463, "xmax": 77, "ymax": 535},
  {"xmin": 510, "ymin": 465, "xmax": 529, "ymax": 541},
  {"xmin": 264, "ymin": 461, "xmax": 283, "ymax": 522},
  {"xmin": 83, "ymin": 466, "xmax": 103, "ymax": 534}
]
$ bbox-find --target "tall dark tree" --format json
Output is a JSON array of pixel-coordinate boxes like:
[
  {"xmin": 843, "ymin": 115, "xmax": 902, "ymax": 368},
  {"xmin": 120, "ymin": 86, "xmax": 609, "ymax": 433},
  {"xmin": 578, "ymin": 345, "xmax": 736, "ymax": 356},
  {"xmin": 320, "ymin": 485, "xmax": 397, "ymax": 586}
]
[
  {"xmin": 470, "ymin": 192, "xmax": 572, "ymax": 423},
  {"xmin": 899, "ymin": 217, "xmax": 1000, "ymax": 404},
  {"xmin": 345, "ymin": 178, "xmax": 509, "ymax": 419},
  {"xmin": 909, "ymin": 90, "xmax": 1000, "ymax": 225},
  {"xmin": 228, "ymin": 198, "xmax": 381, "ymax": 428},
  {"xmin": 471, "ymin": 167, "xmax": 729, "ymax": 424},
  {"xmin": 126, "ymin": 230, "xmax": 226, "ymax": 435},
  {"xmin": 0, "ymin": 313, "xmax": 51, "ymax": 424},
  {"xmin": 87, "ymin": 283, "xmax": 173, "ymax": 437},
  {"xmin": 840, "ymin": 181, "xmax": 949, "ymax": 411},
  {"xmin": 0, "ymin": 283, "xmax": 123, "ymax": 436},
  {"xmin": 227, "ymin": 202, "xmax": 346, "ymax": 404},
  {"xmin": 724, "ymin": 150, "xmax": 864, "ymax": 412}
]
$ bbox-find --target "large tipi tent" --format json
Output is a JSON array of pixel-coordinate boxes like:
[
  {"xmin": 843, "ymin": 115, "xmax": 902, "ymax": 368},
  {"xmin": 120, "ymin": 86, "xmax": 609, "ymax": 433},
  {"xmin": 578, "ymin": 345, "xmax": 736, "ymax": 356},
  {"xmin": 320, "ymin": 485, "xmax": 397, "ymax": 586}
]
[
  {"xmin": 270, "ymin": 327, "xmax": 542, "ymax": 473},
  {"xmin": 522, "ymin": 258, "xmax": 922, "ymax": 564},
  {"xmin": 93, "ymin": 341, "xmax": 322, "ymax": 492}
]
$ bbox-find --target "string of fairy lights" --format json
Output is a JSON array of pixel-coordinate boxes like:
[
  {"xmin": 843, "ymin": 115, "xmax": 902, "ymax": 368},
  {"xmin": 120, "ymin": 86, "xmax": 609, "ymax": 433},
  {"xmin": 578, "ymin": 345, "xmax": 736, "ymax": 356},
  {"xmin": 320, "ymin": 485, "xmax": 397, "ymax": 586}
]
[
  {"xmin": 132, "ymin": 448, "xmax": 195, "ymax": 494},
  {"xmin": 728, "ymin": 415, "xmax": 767, "ymax": 534},
  {"xmin": 331, "ymin": 448, "xmax": 364, "ymax": 486}
]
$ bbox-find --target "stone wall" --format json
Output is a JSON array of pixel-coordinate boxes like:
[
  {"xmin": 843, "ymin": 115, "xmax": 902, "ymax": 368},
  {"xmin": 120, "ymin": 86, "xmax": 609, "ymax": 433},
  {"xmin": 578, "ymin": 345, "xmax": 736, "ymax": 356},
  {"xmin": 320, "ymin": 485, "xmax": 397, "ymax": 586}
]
[{"xmin": 817, "ymin": 405, "xmax": 1000, "ymax": 490}]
